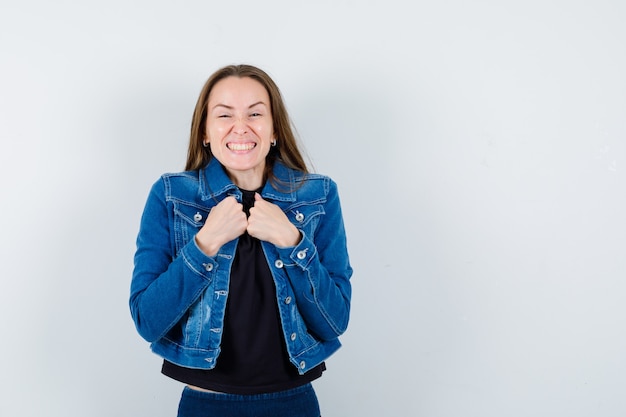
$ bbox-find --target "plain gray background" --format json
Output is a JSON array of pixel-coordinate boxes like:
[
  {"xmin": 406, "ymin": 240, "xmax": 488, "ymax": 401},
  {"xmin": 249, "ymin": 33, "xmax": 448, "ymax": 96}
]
[{"xmin": 1, "ymin": 1, "xmax": 625, "ymax": 416}]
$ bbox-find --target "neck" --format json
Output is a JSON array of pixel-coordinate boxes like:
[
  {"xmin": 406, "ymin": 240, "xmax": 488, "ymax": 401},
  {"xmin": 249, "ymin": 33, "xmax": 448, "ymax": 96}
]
[{"xmin": 228, "ymin": 170, "xmax": 264, "ymax": 191}]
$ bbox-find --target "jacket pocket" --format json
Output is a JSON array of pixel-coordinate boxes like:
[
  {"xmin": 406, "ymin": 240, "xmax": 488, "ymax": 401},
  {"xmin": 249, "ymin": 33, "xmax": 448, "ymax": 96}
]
[
  {"xmin": 285, "ymin": 203, "xmax": 325, "ymax": 238},
  {"xmin": 173, "ymin": 200, "xmax": 211, "ymax": 253}
]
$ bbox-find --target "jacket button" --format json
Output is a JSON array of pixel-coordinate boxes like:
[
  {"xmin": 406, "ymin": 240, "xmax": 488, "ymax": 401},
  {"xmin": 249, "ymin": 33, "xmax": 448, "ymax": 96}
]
[
  {"xmin": 204, "ymin": 263, "xmax": 213, "ymax": 272},
  {"xmin": 295, "ymin": 211, "xmax": 304, "ymax": 222},
  {"xmin": 296, "ymin": 250, "xmax": 307, "ymax": 260},
  {"xmin": 274, "ymin": 260, "xmax": 284, "ymax": 268},
  {"xmin": 290, "ymin": 332, "xmax": 297, "ymax": 341},
  {"xmin": 300, "ymin": 361, "xmax": 306, "ymax": 369},
  {"xmin": 194, "ymin": 212, "xmax": 203, "ymax": 222},
  {"xmin": 285, "ymin": 296, "xmax": 292, "ymax": 304}
]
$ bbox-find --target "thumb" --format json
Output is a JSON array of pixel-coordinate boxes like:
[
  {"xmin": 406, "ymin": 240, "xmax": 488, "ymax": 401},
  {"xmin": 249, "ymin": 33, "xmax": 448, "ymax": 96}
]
[{"xmin": 254, "ymin": 192, "xmax": 264, "ymax": 202}]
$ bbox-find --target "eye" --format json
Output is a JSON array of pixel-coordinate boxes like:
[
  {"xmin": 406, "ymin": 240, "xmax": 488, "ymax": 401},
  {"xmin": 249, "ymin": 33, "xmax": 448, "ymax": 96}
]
[{"xmin": 250, "ymin": 112, "xmax": 262, "ymax": 117}]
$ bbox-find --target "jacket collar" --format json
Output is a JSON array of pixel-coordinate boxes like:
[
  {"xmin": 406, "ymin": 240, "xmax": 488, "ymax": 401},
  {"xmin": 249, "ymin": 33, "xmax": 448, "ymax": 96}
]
[{"xmin": 199, "ymin": 158, "xmax": 299, "ymax": 203}]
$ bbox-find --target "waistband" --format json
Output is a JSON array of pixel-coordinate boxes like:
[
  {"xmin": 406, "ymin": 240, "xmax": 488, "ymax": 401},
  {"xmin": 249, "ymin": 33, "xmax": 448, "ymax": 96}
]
[
  {"xmin": 183, "ymin": 382, "xmax": 314, "ymax": 402},
  {"xmin": 178, "ymin": 383, "xmax": 320, "ymax": 417}
]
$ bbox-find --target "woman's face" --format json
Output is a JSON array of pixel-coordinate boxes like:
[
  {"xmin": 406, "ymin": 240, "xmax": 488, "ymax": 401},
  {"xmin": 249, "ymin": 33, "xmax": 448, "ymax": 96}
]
[{"xmin": 205, "ymin": 76, "xmax": 275, "ymax": 188}]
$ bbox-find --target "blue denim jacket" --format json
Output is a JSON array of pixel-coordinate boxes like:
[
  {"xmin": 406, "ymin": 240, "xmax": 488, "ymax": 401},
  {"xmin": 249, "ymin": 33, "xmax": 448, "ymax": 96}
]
[{"xmin": 130, "ymin": 159, "xmax": 352, "ymax": 374}]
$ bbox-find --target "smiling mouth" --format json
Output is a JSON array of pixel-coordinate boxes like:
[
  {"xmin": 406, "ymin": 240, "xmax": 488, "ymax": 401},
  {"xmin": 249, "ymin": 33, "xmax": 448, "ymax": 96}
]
[{"xmin": 227, "ymin": 142, "xmax": 256, "ymax": 151}]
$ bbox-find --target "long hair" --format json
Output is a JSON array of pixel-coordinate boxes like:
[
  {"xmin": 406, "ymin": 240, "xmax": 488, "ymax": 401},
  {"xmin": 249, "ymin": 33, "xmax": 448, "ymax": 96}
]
[{"xmin": 185, "ymin": 64, "xmax": 309, "ymax": 185}]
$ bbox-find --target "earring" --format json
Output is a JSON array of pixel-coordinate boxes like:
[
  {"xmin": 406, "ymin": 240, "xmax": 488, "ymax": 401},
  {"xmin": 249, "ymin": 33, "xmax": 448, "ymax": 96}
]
[
  {"xmin": 203, "ymin": 141, "xmax": 209, "ymax": 148},
  {"xmin": 271, "ymin": 139, "xmax": 277, "ymax": 147}
]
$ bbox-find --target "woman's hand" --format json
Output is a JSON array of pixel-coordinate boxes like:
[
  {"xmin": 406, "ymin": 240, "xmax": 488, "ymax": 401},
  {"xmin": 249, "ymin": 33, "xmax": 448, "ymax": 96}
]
[
  {"xmin": 248, "ymin": 193, "xmax": 301, "ymax": 247},
  {"xmin": 195, "ymin": 196, "xmax": 248, "ymax": 256}
]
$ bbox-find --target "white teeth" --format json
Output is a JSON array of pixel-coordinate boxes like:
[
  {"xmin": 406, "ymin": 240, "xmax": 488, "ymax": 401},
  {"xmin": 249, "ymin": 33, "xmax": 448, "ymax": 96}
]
[{"xmin": 228, "ymin": 143, "xmax": 255, "ymax": 151}]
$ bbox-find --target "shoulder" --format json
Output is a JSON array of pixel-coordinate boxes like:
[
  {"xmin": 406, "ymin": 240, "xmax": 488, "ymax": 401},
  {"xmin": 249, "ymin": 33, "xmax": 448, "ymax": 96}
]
[
  {"xmin": 296, "ymin": 172, "xmax": 335, "ymax": 194},
  {"xmin": 160, "ymin": 170, "xmax": 200, "ymax": 182},
  {"xmin": 274, "ymin": 161, "xmax": 335, "ymax": 189},
  {"xmin": 278, "ymin": 165, "xmax": 339, "ymax": 204},
  {"xmin": 151, "ymin": 170, "xmax": 202, "ymax": 200}
]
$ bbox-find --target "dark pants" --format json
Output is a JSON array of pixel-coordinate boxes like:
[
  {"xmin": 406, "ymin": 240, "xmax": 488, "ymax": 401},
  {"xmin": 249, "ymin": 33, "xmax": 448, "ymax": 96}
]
[{"xmin": 177, "ymin": 383, "xmax": 321, "ymax": 417}]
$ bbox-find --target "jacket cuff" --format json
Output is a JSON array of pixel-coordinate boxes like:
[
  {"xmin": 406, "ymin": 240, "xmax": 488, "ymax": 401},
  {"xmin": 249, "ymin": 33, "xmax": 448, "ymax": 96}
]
[
  {"xmin": 275, "ymin": 230, "xmax": 316, "ymax": 269},
  {"xmin": 179, "ymin": 235, "xmax": 218, "ymax": 281}
]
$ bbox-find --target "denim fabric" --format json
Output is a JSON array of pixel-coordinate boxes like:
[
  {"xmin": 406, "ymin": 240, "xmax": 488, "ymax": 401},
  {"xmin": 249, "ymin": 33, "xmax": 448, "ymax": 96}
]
[
  {"xmin": 177, "ymin": 384, "xmax": 320, "ymax": 417},
  {"xmin": 130, "ymin": 159, "xmax": 352, "ymax": 374}
]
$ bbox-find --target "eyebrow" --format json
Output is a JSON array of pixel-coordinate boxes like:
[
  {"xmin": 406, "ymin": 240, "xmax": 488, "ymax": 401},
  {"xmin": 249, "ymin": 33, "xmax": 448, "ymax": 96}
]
[{"xmin": 211, "ymin": 101, "xmax": 268, "ymax": 111}]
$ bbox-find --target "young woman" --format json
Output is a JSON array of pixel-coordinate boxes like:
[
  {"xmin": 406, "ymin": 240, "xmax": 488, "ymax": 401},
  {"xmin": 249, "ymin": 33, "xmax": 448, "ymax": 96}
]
[{"xmin": 130, "ymin": 64, "xmax": 353, "ymax": 417}]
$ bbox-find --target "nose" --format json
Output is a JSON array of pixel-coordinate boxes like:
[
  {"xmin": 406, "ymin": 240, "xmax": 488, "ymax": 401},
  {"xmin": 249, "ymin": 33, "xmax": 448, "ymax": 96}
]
[{"xmin": 233, "ymin": 117, "xmax": 248, "ymax": 135}]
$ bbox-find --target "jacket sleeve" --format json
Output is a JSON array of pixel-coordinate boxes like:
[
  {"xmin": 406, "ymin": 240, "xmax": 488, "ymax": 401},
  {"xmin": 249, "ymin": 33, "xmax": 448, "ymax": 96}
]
[
  {"xmin": 274, "ymin": 178, "xmax": 353, "ymax": 341},
  {"xmin": 129, "ymin": 178, "xmax": 215, "ymax": 343}
]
